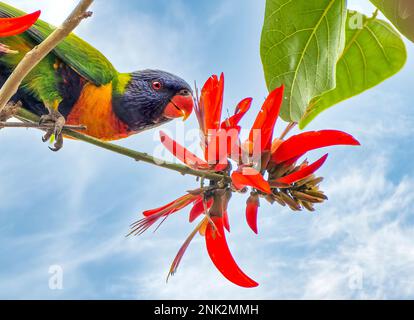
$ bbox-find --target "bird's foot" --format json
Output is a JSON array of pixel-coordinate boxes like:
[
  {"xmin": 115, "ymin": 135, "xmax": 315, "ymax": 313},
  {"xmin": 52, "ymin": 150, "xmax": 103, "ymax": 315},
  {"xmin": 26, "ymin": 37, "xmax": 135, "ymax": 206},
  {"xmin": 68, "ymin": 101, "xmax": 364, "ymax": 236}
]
[{"xmin": 40, "ymin": 110, "xmax": 65, "ymax": 152}]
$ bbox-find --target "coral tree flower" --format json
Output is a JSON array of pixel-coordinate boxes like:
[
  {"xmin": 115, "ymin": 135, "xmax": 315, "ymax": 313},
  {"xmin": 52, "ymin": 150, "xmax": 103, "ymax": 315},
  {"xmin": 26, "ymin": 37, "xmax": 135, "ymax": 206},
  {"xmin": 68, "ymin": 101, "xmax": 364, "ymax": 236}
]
[
  {"xmin": 130, "ymin": 73, "xmax": 360, "ymax": 288},
  {"xmin": 195, "ymin": 74, "xmax": 253, "ymax": 168},
  {"xmin": 0, "ymin": 10, "xmax": 40, "ymax": 37},
  {"xmin": 230, "ymin": 85, "xmax": 285, "ymax": 195}
]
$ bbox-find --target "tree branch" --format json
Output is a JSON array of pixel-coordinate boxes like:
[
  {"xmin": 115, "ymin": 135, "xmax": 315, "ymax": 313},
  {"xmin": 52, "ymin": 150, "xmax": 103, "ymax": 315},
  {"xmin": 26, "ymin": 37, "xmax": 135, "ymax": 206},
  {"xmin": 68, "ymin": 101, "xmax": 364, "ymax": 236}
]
[
  {"xmin": 0, "ymin": 0, "xmax": 94, "ymax": 113},
  {"xmin": 16, "ymin": 108, "xmax": 231, "ymax": 183},
  {"xmin": 0, "ymin": 121, "xmax": 86, "ymax": 131}
]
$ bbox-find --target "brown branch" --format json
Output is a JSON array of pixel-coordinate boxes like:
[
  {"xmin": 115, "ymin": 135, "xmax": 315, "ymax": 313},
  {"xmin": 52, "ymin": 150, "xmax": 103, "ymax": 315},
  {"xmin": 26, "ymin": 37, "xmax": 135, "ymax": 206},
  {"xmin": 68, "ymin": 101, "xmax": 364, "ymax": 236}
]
[
  {"xmin": 0, "ymin": 121, "xmax": 86, "ymax": 131},
  {"xmin": 0, "ymin": 102, "xmax": 21, "ymax": 122},
  {"xmin": 279, "ymin": 122, "xmax": 297, "ymax": 140},
  {"xmin": 16, "ymin": 108, "xmax": 231, "ymax": 183},
  {"xmin": 0, "ymin": 0, "xmax": 94, "ymax": 113}
]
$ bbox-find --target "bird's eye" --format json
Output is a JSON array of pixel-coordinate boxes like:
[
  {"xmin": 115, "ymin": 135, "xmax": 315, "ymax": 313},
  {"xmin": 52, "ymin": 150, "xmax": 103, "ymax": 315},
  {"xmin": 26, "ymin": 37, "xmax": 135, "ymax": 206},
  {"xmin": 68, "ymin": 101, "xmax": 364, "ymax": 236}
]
[{"xmin": 152, "ymin": 81, "xmax": 162, "ymax": 90}]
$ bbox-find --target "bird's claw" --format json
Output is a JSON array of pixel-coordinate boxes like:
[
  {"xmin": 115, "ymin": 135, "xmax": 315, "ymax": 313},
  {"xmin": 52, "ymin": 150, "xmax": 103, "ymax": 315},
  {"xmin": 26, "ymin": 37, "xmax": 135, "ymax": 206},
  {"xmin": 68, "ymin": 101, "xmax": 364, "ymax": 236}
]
[{"xmin": 39, "ymin": 111, "xmax": 65, "ymax": 152}]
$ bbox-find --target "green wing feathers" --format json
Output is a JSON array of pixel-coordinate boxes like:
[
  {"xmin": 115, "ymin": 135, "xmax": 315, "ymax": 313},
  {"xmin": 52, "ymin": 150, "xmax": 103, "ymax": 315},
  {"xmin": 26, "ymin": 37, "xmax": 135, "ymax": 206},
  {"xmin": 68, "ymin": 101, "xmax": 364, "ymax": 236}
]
[
  {"xmin": 0, "ymin": 31, "xmax": 62, "ymax": 105},
  {"xmin": 0, "ymin": 1, "xmax": 118, "ymax": 86}
]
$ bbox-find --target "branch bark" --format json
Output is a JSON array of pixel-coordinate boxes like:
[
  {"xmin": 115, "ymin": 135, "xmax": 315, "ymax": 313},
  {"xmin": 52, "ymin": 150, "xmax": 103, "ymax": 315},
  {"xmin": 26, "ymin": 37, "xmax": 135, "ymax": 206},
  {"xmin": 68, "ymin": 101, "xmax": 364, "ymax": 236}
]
[
  {"xmin": 16, "ymin": 108, "xmax": 231, "ymax": 183},
  {"xmin": 0, "ymin": 121, "xmax": 86, "ymax": 130},
  {"xmin": 0, "ymin": 0, "xmax": 94, "ymax": 112}
]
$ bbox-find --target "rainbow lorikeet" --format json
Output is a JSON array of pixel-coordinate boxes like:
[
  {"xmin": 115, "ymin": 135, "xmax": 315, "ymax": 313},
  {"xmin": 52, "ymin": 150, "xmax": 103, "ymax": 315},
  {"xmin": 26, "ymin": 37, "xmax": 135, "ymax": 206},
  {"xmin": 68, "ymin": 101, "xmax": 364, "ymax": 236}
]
[{"xmin": 0, "ymin": 2, "xmax": 194, "ymax": 151}]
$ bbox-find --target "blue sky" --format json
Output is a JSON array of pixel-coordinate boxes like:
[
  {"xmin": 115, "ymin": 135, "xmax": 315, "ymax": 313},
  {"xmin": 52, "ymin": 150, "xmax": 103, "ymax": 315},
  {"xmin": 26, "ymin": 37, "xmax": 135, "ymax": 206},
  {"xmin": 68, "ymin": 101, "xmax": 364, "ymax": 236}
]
[{"xmin": 1, "ymin": 0, "xmax": 414, "ymax": 299}]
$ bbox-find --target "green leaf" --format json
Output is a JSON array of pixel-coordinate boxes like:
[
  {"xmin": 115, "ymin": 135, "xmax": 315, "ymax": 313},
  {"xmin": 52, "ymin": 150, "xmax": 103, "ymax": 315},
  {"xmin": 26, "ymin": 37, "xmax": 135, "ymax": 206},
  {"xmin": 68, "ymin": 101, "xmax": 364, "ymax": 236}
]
[
  {"xmin": 260, "ymin": 0, "xmax": 347, "ymax": 122},
  {"xmin": 370, "ymin": 0, "xmax": 414, "ymax": 43},
  {"xmin": 300, "ymin": 11, "xmax": 407, "ymax": 128}
]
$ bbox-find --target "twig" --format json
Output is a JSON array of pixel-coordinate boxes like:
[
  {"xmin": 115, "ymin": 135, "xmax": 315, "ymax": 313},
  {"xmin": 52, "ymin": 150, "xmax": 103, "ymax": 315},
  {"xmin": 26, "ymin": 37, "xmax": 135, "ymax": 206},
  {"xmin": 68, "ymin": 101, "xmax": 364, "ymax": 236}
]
[
  {"xmin": 0, "ymin": 102, "xmax": 21, "ymax": 121},
  {"xmin": 0, "ymin": 121, "xmax": 86, "ymax": 130},
  {"xmin": 279, "ymin": 122, "xmax": 297, "ymax": 140},
  {"xmin": 0, "ymin": 0, "xmax": 94, "ymax": 113},
  {"xmin": 16, "ymin": 108, "xmax": 231, "ymax": 183}
]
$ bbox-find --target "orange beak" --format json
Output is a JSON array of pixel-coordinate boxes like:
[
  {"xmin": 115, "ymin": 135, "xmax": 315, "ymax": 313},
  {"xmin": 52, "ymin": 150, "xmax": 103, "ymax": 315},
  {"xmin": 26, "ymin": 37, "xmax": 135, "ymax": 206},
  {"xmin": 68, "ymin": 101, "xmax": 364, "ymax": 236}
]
[{"xmin": 163, "ymin": 90, "xmax": 194, "ymax": 121}]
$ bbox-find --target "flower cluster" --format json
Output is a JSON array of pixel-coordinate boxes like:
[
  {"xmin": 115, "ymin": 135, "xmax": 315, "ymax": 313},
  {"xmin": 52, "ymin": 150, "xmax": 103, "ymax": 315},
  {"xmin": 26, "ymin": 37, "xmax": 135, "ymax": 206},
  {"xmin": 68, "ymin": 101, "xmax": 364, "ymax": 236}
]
[{"xmin": 130, "ymin": 74, "xmax": 360, "ymax": 287}]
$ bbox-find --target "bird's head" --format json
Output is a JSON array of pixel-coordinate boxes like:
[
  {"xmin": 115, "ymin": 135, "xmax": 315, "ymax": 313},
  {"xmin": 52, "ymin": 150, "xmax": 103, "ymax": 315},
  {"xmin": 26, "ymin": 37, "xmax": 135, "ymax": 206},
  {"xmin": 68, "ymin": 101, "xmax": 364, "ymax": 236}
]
[{"xmin": 113, "ymin": 70, "xmax": 194, "ymax": 132}]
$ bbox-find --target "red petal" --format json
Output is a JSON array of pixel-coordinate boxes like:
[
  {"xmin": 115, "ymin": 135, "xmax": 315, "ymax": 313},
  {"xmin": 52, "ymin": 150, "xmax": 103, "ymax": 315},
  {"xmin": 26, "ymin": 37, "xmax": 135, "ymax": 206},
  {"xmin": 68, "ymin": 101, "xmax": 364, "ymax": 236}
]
[
  {"xmin": 205, "ymin": 217, "xmax": 258, "ymax": 288},
  {"xmin": 212, "ymin": 98, "xmax": 253, "ymax": 165},
  {"xmin": 204, "ymin": 127, "xmax": 242, "ymax": 169},
  {"xmin": 272, "ymin": 130, "xmax": 360, "ymax": 164},
  {"xmin": 189, "ymin": 198, "xmax": 213, "ymax": 222},
  {"xmin": 248, "ymin": 85, "xmax": 284, "ymax": 152},
  {"xmin": 246, "ymin": 195, "xmax": 259, "ymax": 234},
  {"xmin": 231, "ymin": 168, "xmax": 271, "ymax": 194},
  {"xmin": 0, "ymin": 11, "xmax": 40, "ymax": 37},
  {"xmin": 131, "ymin": 194, "xmax": 200, "ymax": 236},
  {"xmin": 204, "ymin": 128, "xmax": 233, "ymax": 167},
  {"xmin": 144, "ymin": 194, "xmax": 200, "ymax": 217},
  {"xmin": 143, "ymin": 201, "xmax": 174, "ymax": 217},
  {"xmin": 276, "ymin": 154, "xmax": 328, "ymax": 184},
  {"xmin": 221, "ymin": 98, "xmax": 252, "ymax": 129},
  {"xmin": 160, "ymin": 131, "xmax": 210, "ymax": 170},
  {"xmin": 272, "ymin": 155, "xmax": 303, "ymax": 171},
  {"xmin": 223, "ymin": 211, "xmax": 230, "ymax": 232},
  {"xmin": 196, "ymin": 73, "xmax": 224, "ymax": 135}
]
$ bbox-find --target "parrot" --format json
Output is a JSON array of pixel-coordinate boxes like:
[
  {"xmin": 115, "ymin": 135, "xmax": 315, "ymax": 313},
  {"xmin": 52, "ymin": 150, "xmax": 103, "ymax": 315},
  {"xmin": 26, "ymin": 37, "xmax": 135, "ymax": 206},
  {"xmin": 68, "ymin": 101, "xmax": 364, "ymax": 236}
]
[{"xmin": 0, "ymin": 2, "xmax": 194, "ymax": 151}]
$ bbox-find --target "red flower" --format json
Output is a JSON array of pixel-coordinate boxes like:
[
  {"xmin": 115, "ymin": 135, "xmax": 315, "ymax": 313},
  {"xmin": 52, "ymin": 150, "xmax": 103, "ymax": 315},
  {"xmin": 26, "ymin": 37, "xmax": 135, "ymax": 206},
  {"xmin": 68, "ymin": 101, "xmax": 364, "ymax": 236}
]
[
  {"xmin": 246, "ymin": 193, "xmax": 260, "ymax": 234},
  {"xmin": 271, "ymin": 130, "xmax": 360, "ymax": 164},
  {"xmin": 247, "ymin": 85, "xmax": 284, "ymax": 153},
  {"xmin": 195, "ymin": 73, "xmax": 224, "ymax": 137},
  {"xmin": 0, "ymin": 11, "xmax": 40, "ymax": 37},
  {"xmin": 159, "ymin": 131, "xmax": 210, "ymax": 170},
  {"xmin": 161, "ymin": 74, "xmax": 254, "ymax": 172},
  {"xmin": 205, "ymin": 216, "xmax": 258, "ymax": 288},
  {"xmin": 131, "ymin": 73, "xmax": 360, "ymax": 288},
  {"xmin": 274, "ymin": 154, "xmax": 328, "ymax": 185},
  {"xmin": 230, "ymin": 87, "xmax": 360, "ymax": 235},
  {"xmin": 194, "ymin": 73, "xmax": 252, "ymax": 167},
  {"xmin": 129, "ymin": 194, "xmax": 201, "ymax": 236},
  {"xmin": 231, "ymin": 167, "xmax": 271, "ymax": 194},
  {"xmin": 229, "ymin": 86, "xmax": 284, "ymax": 193},
  {"xmin": 244, "ymin": 136, "xmax": 359, "ymax": 232},
  {"xmin": 189, "ymin": 197, "xmax": 213, "ymax": 222},
  {"xmin": 136, "ymin": 74, "xmax": 259, "ymax": 287},
  {"xmin": 221, "ymin": 97, "xmax": 252, "ymax": 132}
]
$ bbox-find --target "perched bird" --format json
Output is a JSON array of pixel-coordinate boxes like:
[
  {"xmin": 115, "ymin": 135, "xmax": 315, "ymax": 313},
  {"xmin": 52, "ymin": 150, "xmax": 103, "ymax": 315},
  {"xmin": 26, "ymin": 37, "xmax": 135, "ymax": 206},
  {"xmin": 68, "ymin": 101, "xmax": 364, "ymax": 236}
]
[{"xmin": 0, "ymin": 2, "xmax": 194, "ymax": 151}]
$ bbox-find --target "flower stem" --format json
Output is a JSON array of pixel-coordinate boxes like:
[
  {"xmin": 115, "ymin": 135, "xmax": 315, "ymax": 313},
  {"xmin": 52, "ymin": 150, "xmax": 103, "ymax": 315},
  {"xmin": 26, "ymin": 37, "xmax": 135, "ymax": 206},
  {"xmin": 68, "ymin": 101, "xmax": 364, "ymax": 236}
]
[
  {"xmin": 16, "ymin": 108, "xmax": 231, "ymax": 183},
  {"xmin": 279, "ymin": 122, "xmax": 297, "ymax": 140}
]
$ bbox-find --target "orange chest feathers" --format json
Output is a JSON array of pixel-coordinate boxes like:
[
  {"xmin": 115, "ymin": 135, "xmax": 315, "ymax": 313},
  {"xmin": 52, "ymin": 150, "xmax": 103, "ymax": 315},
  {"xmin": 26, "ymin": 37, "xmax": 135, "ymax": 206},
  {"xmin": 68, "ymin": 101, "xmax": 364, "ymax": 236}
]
[{"xmin": 66, "ymin": 83, "xmax": 133, "ymax": 141}]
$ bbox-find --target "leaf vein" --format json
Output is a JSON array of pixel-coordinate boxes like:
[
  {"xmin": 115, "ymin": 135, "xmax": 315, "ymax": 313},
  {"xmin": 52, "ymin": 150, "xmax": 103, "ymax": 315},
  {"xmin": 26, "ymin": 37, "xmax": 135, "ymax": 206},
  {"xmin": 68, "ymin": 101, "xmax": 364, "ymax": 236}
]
[{"xmin": 288, "ymin": 0, "xmax": 337, "ymax": 120}]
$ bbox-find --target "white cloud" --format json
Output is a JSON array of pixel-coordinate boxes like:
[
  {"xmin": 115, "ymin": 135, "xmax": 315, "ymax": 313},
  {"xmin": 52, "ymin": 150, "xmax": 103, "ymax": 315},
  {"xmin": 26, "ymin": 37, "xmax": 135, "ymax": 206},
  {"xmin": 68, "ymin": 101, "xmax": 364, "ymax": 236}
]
[
  {"xmin": 208, "ymin": 1, "xmax": 234, "ymax": 26},
  {"xmin": 78, "ymin": 1, "xmax": 203, "ymax": 80},
  {"xmin": 8, "ymin": 0, "xmax": 81, "ymax": 25},
  {"xmin": 347, "ymin": 0, "xmax": 378, "ymax": 15},
  {"xmin": 298, "ymin": 156, "xmax": 414, "ymax": 299}
]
